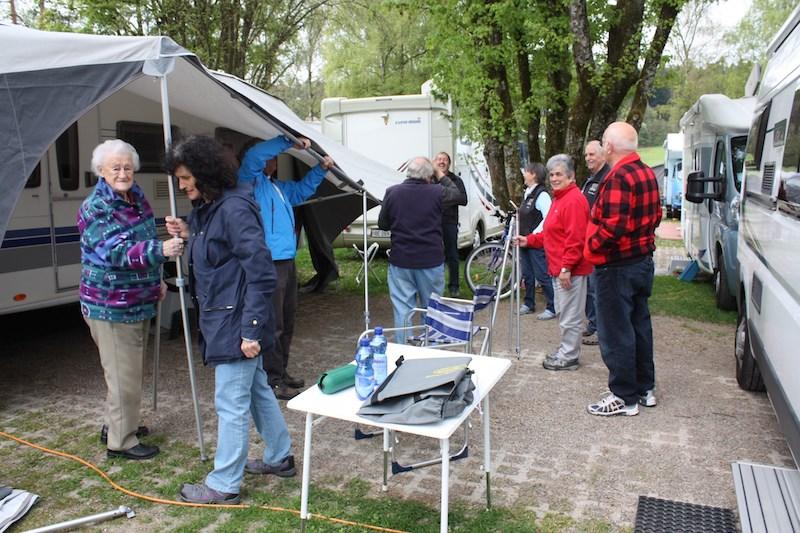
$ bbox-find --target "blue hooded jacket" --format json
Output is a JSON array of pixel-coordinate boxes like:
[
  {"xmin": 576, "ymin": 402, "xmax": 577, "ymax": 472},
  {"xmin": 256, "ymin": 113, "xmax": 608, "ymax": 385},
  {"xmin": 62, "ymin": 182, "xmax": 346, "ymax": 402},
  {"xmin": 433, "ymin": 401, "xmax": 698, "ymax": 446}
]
[
  {"xmin": 237, "ymin": 136, "xmax": 327, "ymax": 260},
  {"xmin": 188, "ymin": 184, "xmax": 277, "ymax": 365}
]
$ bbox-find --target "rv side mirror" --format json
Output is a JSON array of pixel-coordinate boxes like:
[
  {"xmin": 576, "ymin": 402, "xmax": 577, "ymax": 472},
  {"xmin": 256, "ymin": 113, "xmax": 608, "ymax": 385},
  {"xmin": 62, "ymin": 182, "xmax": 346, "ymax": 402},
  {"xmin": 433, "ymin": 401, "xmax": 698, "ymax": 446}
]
[{"xmin": 685, "ymin": 170, "xmax": 723, "ymax": 203}]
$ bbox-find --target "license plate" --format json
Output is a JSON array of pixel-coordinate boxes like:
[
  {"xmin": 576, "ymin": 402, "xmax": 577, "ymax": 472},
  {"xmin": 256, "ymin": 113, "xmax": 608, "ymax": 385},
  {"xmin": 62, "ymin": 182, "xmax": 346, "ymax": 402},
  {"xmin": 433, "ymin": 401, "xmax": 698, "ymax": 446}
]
[{"xmin": 370, "ymin": 229, "xmax": 391, "ymax": 238}]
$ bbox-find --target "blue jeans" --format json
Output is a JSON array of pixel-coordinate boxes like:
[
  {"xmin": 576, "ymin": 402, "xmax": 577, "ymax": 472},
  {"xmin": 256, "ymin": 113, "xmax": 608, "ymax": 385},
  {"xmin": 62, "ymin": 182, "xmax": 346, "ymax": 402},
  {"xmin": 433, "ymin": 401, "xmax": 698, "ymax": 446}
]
[
  {"xmin": 519, "ymin": 247, "xmax": 554, "ymax": 312},
  {"xmin": 594, "ymin": 257, "xmax": 655, "ymax": 405},
  {"xmin": 205, "ymin": 355, "xmax": 292, "ymax": 494},
  {"xmin": 585, "ymin": 272, "xmax": 597, "ymax": 334},
  {"xmin": 388, "ymin": 263, "xmax": 445, "ymax": 343}
]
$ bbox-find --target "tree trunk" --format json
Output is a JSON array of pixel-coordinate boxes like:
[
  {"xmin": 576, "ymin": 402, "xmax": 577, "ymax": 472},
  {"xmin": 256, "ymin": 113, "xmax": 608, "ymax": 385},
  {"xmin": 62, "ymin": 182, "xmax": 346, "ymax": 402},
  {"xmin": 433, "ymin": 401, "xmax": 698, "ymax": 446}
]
[
  {"xmin": 514, "ymin": 26, "xmax": 541, "ymax": 163},
  {"xmin": 9, "ymin": 0, "xmax": 17, "ymax": 24},
  {"xmin": 545, "ymin": 64, "xmax": 571, "ymax": 159},
  {"xmin": 483, "ymin": 136, "xmax": 509, "ymax": 210},
  {"xmin": 504, "ymin": 144, "xmax": 523, "ymax": 203},
  {"xmin": 566, "ymin": 0, "xmax": 597, "ymax": 161},
  {"xmin": 627, "ymin": 0, "xmax": 681, "ymax": 130},
  {"xmin": 527, "ymin": 110, "xmax": 542, "ymax": 164}
]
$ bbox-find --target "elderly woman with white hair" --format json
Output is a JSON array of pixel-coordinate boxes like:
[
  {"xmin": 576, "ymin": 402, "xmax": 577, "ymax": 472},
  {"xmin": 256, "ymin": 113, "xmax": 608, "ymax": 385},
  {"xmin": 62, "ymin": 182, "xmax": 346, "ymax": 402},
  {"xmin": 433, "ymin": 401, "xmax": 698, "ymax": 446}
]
[
  {"xmin": 515, "ymin": 154, "xmax": 593, "ymax": 371},
  {"xmin": 77, "ymin": 139, "xmax": 184, "ymax": 460}
]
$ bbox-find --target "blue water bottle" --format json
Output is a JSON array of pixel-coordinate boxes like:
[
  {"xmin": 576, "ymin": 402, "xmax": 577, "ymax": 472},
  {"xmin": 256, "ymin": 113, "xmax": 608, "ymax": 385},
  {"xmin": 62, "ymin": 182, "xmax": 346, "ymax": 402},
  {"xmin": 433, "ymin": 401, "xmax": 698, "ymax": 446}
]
[
  {"xmin": 355, "ymin": 338, "xmax": 375, "ymax": 400},
  {"xmin": 370, "ymin": 326, "xmax": 388, "ymax": 387}
]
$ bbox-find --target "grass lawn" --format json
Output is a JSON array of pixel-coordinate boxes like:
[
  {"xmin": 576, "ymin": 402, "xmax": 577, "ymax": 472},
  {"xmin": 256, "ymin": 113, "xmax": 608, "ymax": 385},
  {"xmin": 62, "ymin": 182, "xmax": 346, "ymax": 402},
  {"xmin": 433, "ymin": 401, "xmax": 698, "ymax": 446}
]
[
  {"xmin": 0, "ymin": 243, "xmax": 728, "ymax": 533},
  {"xmin": 637, "ymin": 145, "xmax": 663, "ymax": 167},
  {"xmin": 297, "ymin": 244, "xmax": 736, "ymax": 326},
  {"xmin": 0, "ymin": 419, "xmax": 614, "ymax": 532}
]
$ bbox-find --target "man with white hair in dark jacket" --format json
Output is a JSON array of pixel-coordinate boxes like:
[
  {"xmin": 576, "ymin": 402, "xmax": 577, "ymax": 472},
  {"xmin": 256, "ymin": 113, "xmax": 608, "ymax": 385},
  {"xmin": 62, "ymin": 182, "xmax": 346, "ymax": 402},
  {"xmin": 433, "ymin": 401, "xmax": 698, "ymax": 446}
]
[{"xmin": 378, "ymin": 156, "xmax": 463, "ymax": 343}]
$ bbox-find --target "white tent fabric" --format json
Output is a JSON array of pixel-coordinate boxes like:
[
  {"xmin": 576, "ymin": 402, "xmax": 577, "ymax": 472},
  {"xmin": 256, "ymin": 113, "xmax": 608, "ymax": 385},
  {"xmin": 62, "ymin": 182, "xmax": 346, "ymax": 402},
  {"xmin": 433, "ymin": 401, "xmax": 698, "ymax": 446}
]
[
  {"xmin": 0, "ymin": 23, "xmax": 403, "ymax": 242},
  {"xmin": 211, "ymin": 72, "xmax": 401, "ymax": 201}
]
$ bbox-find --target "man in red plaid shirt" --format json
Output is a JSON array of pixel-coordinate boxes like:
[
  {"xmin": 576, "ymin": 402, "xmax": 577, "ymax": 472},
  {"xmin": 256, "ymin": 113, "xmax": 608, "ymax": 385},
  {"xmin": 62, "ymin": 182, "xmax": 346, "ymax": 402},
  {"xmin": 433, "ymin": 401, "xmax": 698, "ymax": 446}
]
[{"xmin": 583, "ymin": 121, "xmax": 662, "ymax": 417}]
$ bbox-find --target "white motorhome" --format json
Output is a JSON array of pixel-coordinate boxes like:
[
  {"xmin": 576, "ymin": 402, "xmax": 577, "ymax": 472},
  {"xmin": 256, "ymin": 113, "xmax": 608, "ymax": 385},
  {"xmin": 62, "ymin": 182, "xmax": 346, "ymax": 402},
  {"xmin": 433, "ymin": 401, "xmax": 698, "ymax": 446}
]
[
  {"xmin": 321, "ymin": 82, "xmax": 502, "ymax": 249},
  {"xmin": 680, "ymin": 94, "xmax": 754, "ymax": 310},
  {"xmin": 662, "ymin": 133, "xmax": 683, "ymax": 219},
  {"xmin": 1, "ymin": 91, "xmax": 196, "ymax": 315},
  {"xmin": 729, "ymin": 5, "xmax": 800, "ymax": 529},
  {"xmin": 0, "ymin": 26, "xmax": 401, "ymax": 317}
]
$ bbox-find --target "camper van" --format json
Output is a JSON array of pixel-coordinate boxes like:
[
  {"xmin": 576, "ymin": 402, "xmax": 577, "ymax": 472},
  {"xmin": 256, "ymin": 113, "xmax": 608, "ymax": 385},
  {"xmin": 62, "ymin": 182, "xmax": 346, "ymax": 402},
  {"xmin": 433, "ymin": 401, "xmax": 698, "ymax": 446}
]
[
  {"xmin": 0, "ymin": 91, "xmax": 199, "ymax": 316},
  {"xmin": 680, "ymin": 94, "xmax": 754, "ymax": 311},
  {"xmin": 662, "ymin": 133, "xmax": 683, "ymax": 219},
  {"xmin": 321, "ymin": 82, "xmax": 502, "ymax": 249},
  {"xmin": 727, "ymin": 5, "xmax": 800, "ymax": 529}
]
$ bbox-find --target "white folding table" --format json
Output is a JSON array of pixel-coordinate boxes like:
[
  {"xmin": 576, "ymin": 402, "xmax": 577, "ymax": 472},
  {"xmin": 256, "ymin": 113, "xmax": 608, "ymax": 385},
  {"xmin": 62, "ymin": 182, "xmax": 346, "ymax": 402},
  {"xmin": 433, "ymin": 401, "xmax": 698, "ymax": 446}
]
[{"xmin": 287, "ymin": 343, "xmax": 511, "ymax": 533}]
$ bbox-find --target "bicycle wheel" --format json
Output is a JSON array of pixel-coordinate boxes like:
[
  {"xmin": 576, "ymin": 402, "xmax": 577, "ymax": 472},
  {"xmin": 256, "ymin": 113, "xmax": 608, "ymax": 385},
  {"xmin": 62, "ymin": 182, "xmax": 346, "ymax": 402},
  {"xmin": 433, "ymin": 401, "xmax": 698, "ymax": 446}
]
[{"xmin": 464, "ymin": 242, "xmax": 515, "ymax": 299}]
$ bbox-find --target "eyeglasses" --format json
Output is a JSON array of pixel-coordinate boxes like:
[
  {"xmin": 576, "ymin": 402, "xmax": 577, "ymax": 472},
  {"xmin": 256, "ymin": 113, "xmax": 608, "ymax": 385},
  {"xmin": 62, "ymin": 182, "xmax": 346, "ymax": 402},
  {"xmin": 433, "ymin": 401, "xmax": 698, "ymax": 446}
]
[{"xmin": 109, "ymin": 166, "xmax": 134, "ymax": 174}]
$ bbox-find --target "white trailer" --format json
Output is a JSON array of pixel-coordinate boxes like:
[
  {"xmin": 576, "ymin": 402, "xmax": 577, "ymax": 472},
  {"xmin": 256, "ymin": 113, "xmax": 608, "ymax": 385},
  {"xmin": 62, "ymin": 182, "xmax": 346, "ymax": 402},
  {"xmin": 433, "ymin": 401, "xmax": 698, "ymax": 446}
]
[
  {"xmin": 321, "ymin": 83, "xmax": 502, "ymax": 250},
  {"xmin": 662, "ymin": 133, "xmax": 683, "ymax": 219},
  {"xmin": 1, "ymin": 90, "xmax": 196, "ymax": 315},
  {"xmin": 724, "ymin": 5, "xmax": 800, "ymax": 530},
  {"xmin": 680, "ymin": 94, "xmax": 754, "ymax": 310}
]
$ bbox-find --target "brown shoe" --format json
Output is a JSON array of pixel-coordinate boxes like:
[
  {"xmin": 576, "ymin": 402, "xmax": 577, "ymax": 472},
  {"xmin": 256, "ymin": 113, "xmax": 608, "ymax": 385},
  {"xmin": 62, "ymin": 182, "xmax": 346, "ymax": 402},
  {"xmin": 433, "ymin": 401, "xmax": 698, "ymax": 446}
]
[{"xmin": 272, "ymin": 383, "xmax": 299, "ymax": 400}]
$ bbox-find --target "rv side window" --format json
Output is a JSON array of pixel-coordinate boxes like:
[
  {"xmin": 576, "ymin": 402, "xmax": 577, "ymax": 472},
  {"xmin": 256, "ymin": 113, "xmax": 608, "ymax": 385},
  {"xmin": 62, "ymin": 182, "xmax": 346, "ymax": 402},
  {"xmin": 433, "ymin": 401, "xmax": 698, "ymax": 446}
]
[
  {"xmin": 25, "ymin": 163, "xmax": 41, "ymax": 188},
  {"xmin": 777, "ymin": 90, "xmax": 800, "ymax": 218},
  {"xmin": 745, "ymin": 102, "xmax": 771, "ymax": 173},
  {"xmin": 56, "ymin": 123, "xmax": 80, "ymax": 191},
  {"xmin": 117, "ymin": 122, "xmax": 180, "ymax": 173},
  {"xmin": 731, "ymin": 136, "xmax": 747, "ymax": 192},
  {"xmin": 714, "ymin": 140, "xmax": 727, "ymax": 196}
]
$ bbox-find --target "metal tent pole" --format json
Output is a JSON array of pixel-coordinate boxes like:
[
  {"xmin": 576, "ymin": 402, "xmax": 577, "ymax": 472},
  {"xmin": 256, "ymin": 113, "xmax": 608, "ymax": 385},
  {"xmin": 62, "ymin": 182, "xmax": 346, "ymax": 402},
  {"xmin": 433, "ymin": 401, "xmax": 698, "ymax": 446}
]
[
  {"xmin": 152, "ymin": 265, "xmax": 162, "ymax": 410},
  {"xmin": 362, "ymin": 190, "xmax": 370, "ymax": 331},
  {"xmin": 514, "ymin": 209, "xmax": 521, "ymax": 359},
  {"xmin": 158, "ymin": 73, "xmax": 207, "ymax": 461}
]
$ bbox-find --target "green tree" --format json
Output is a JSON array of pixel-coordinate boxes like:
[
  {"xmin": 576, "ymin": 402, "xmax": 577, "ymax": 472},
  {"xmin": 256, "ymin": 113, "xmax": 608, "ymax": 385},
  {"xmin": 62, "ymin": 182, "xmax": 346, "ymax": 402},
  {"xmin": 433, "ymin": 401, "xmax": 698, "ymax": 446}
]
[
  {"xmin": 724, "ymin": 0, "xmax": 797, "ymax": 64},
  {"xmin": 29, "ymin": 0, "xmax": 331, "ymax": 92},
  {"xmin": 321, "ymin": 1, "xmax": 431, "ymax": 98}
]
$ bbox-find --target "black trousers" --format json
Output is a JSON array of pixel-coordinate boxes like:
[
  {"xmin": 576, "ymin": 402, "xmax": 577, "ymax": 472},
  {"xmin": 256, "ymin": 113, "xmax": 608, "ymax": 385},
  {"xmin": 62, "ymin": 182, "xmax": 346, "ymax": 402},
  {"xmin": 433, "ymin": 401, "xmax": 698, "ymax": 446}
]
[
  {"xmin": 264, "ymin": 260, "xmax": 297, "ymax": 386},
  {"xmin": 443, "ymin": 223, "xmax": 460, "ymax": 291}
]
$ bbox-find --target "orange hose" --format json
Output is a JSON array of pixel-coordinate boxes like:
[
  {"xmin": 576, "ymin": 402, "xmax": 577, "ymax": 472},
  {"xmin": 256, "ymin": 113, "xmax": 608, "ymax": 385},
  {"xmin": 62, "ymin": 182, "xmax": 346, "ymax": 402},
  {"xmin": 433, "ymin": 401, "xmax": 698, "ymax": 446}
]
[{"xmin": 0, "ymin": 430, "xmax": 409, "ymax": 533}]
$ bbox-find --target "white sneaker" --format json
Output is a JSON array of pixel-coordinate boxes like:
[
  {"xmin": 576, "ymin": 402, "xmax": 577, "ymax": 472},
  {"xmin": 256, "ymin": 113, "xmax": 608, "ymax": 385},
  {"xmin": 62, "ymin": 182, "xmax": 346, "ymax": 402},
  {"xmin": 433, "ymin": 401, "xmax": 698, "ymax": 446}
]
[
  {"xmin": 537, "ymin": 309, "xmax": 556, "ymax": 321},
  {"xmin": 519, "ymin": 304, "xmax": 533, "ymax": 315},
  {"xmin": 587, "ymin": 391, "xmax": 639, "ymax": 416},
  {"xmin": 638, "ymin": 389, "xmax": 657, "ymax": 407}
]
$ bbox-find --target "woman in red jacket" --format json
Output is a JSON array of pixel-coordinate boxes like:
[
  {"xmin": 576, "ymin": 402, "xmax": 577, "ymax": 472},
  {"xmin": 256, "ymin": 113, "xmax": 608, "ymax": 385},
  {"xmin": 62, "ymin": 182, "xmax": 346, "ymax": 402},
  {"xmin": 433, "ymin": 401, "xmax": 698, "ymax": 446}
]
[{"xmin": 515, "ymin": 154, "xmax": 593, "ymax": 370}]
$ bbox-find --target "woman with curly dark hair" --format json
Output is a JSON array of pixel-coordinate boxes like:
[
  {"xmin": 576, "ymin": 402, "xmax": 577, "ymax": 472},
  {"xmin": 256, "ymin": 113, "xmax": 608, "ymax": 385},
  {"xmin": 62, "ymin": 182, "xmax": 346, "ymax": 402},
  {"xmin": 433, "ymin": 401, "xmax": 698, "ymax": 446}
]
[{"xmin": 164, "ymin": 135, "xmax": 295, "ymax": 504}]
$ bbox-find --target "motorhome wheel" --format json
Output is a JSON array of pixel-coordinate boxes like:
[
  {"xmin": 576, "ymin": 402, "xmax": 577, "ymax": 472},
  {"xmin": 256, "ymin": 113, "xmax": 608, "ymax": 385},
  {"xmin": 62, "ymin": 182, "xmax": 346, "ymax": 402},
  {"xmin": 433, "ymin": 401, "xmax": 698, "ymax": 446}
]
[{"xmin": 735, "ymin": 310, "xmax": 765, "ymax": 392}]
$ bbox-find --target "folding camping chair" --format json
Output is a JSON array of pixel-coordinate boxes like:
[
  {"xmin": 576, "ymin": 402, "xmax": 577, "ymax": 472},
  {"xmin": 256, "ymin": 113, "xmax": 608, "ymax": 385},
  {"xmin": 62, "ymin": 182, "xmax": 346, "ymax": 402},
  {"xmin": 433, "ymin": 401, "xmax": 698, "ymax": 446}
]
[
  {"xmin": 353, "ymin": 285, "xmax": 498, "ymax": 474},
  {"xmin": 405, "ymin": 284, "xmax": 497, "ymax": 355},
  {"xmin": 352, "ymin": 242, "xmax": 381, "ymax": 285}
]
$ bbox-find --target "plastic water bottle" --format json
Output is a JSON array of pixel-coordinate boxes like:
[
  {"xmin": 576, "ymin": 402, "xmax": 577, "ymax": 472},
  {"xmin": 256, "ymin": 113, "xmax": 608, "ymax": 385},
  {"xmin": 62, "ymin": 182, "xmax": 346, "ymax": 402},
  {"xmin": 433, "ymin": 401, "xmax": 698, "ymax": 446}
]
[
  {"xmin": 355, "ymin": 338, "xmax": 375, "ymax": 400},
  {"xmin": 370, "ymin": 326, "xmax": 388, "ymax": 387}
]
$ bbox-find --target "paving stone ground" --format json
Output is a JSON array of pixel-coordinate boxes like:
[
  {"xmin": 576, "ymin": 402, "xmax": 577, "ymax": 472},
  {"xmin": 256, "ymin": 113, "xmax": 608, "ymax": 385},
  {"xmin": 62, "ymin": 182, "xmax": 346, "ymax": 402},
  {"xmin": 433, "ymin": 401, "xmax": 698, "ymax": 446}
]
[{"xmin": 0, "ymin": 248, "xmax": 792, "ymax": 529}]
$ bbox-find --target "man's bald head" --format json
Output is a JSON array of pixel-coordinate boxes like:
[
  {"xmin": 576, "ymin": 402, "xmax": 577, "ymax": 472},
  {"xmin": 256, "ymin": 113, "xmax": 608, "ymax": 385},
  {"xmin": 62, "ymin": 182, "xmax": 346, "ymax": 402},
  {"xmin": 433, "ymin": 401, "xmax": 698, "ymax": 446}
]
[{"xmin": 602, "ymin": 121, "xmax": 638, "ymax": 166}]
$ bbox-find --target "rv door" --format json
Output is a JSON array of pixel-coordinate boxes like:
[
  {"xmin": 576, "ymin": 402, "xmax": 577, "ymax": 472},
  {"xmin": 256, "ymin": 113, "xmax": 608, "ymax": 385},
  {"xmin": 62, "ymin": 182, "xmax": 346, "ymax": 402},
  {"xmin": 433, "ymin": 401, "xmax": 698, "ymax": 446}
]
[{"xmin": 47, "ymin": 122, "xmax": 92, "ymax": 291}]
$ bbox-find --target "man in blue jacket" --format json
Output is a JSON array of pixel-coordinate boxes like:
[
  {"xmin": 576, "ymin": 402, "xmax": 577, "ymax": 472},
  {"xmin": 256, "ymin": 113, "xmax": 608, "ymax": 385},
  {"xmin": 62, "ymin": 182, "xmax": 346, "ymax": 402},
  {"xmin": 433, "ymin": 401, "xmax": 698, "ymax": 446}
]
[
  {"xmin": 238, "ymin": 135, "xmax": 334, "ymax": 400},
  {"xmin": 378, "ymin": 156, "xmax": 464, "ymax": 343}
]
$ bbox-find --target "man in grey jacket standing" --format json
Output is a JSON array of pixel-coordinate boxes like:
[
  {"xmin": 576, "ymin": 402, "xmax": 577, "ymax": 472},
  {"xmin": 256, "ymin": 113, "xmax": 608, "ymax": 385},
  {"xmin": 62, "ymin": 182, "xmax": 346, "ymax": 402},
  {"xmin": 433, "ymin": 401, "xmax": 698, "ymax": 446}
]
[
  {"xmin": 378, "ymin": 157, "xmax": 463, "ymax": 343},
  {"xmin": 580, "ymin": 140, "xmax": 610, "ymax": 346}
]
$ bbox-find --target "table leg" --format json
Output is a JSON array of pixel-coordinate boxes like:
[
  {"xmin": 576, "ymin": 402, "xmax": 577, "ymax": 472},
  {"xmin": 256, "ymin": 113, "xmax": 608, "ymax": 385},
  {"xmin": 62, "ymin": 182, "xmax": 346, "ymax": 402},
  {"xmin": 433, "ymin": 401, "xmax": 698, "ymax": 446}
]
[
  {"xmin": 482, "ymin": 395, "xmax": 491, "ymax": 509},
  {"xmin": 382, "ymin": 428, "xmax": 390, "ymax": 492},
  {"xmin": 300, "ymin": 413, "xmax": 313, "ymax": 532},
  {"xmin": 440, "ymin": 437, "xmax": 450, "ymax": 533}
]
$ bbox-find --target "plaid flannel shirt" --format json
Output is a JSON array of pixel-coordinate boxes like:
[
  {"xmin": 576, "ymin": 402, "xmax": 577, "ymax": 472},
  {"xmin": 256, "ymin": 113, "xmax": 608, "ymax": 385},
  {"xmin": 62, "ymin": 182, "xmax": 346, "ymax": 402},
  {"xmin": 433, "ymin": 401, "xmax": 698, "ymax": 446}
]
[{"xmin": 585, "ymin": 152, "xmax": 661, "ymax": 266}]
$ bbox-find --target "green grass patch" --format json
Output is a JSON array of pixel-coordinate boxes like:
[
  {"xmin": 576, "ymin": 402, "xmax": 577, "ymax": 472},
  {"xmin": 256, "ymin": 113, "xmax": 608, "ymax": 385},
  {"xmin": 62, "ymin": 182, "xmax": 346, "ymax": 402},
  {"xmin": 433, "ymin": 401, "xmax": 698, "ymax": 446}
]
[
  {"xmin": 298, "ymin": 245, "xmax": 734, "ymax": 326},
  {"xmin": 0, "ymin": 408, "xmax": 617, "ymax": 532},
  {"xmin": 650, "ymin": 276, "xmax": 736, "ymax": 325},
  {"xmin": 638, "ymin": 145, "xmax": 663, "ymax": 167}
]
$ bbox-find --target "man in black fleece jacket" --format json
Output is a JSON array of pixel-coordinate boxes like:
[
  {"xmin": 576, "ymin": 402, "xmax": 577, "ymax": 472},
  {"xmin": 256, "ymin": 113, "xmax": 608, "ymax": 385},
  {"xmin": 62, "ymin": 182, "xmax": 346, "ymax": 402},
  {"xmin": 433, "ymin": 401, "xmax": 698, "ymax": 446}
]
[{"xmin": 378, "ymin": 156, "xmax": 463, "ymax": 343}]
